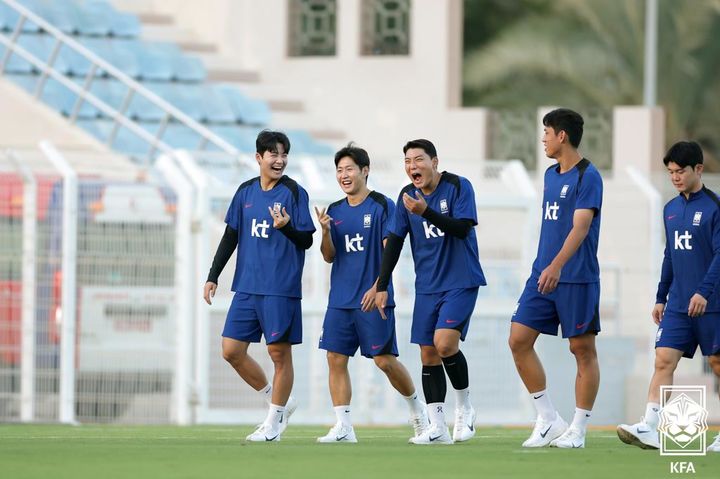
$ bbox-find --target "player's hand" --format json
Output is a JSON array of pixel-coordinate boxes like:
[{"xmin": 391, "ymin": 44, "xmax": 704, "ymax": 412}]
[
  {"xmin": 268, "ymin": 206, "xmax": 291, "ymax": 229},
  {"xmin": 314, "ymin": 206, "xmax": 333, "ymax": 233},
  {"xmin": 402, "ymin": 191, "xmax": 427, "ymax": 215},
  {"xmin": 652, "ymin": 303, "xmax": 665, "ymax": 325},
  {"xmin": 374, "ymin": 291, "xmax": 389, "ymax": 320},
  {"xmin": 203, "ymin": 281, "xmax": 217, "ymax": 305},
  {"xmin": 537, "ymin": 263, "xmax": 561, "ymax": 295},
  {"xmin": 688, "ymin": 293, "xmax": 707, "ymax": 318},
  {"xmin": 361, "ymin": 285, "xmax": 377, "ymax": 312}
]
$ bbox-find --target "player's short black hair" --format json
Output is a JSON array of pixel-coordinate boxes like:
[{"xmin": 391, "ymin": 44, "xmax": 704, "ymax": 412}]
[
  {"xmin": 334, "ymin": 143, "xmax": 370, "ymax": 169},
  {"xmin": 543, "ymin": 108, "xmax": 584, "ymax": 148},
  {"xmin": 256, "ymin": 129, "xmax": 291, "ymax": 155},
  {"xmin": 403, "ymin": 139, "xmax": 437, "ymax": 158},
  {"xmin": 663, "ymin": 141, "xmax": 704, "ymax": 169}
]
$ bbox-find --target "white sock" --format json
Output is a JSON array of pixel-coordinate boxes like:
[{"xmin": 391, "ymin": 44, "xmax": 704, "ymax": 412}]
[
  {"xmin": 644, "ymin": 402, "xmax": 660, "ymax": 429},
  {"xmin": 403, "ymin": 392, "xmax": 424, "ymax": 415},
  {"xmin": 455, "ymin": 387, "xmax": 471, "ymax": 410},
  {"xmin": 265, "ymin": 403, "xmax": 286, "ymax": 429},
  {"xmin": 427, "ymin": 402, "xmax": 446, "ymax": 426},
  {"xmin": 530, "ymin": 389, "xmax": 556, "ymax": 421},
  {"xmin": 571, "ymin": 407, "xmax": 591, "ymax": 433},
  {"xmin": 334, "ymin": 405, "xmax": 352, "ymax": 427},
  {"xmin": 257, "ymin": 384, "xmax": 272, "ymax": 405}
]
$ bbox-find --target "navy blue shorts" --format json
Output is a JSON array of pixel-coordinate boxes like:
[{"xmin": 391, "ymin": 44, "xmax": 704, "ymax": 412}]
[
  {"xmin": 411, "ymin": 288, "xmax": 479, "ymax": 346},
  {"xmin": 319, "ymin": 307, "xmax": 398, "ymax": 358},
  {"xmin": 655, "ymin": 310, "xmax": 720, "ymax": 358},
  {"xmin": 222, "ymin": 292, "xmax": 302, "ymax": 344},
  {"xmin": 511, "ymin": 278, "xmax": 600, "ymax": 338}
]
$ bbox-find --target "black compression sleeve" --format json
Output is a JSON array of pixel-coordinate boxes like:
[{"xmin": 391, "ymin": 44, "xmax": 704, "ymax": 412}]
[
  {"xmin": 279, "ymin": 222, "xmax": 314, "ymax": 249},
  {"xmin": 207, "ymin": 225, "xmax": 238, "ymax": 284},
  {"xmin": 376, "ymin": 233, "xmax": 404, "ymax": 292},
  {"xmin": 421, "ymin": 207, "xmax": 474, "ymax": 239}
]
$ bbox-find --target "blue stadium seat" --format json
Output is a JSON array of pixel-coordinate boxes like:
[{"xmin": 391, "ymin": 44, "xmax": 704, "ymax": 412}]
[
  {"xmin": 0, "ymin": 2, "xmax": 20, "ymax": 32},
  {"xmin": 215, "ymin": 84, "xmax": 271, "ymax": 125},
  {"xmin": 210, "ymin": 125, "xmax": 259, "ymax": 152},
  {"xmin": 145, "ymin": 42, "xmax": 206, "ymax": 82},
  {"xmin": 287, "ymin": 129, "xmax": 334, "ymax": 156},
  {"xmin": 0, "ymin": 34, "xmax": 49, "ymax": 73},
  {"xmin": 121, "ymin": 40, "xmax": 174, "ymax": 81},
  {"xmin": 161, "ymin": 123, "xmax": 203, "ymax": 150}
]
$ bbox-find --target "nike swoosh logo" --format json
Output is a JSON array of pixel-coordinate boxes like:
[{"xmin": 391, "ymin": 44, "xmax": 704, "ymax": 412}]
[
  {"xmin": 429, "ymin": 435, "xmax": 442, "ymax": 442},
  {"xmin": 572, "ymin": 444, "xmax": 582, "ymax": 448},
  {"xmin": 576, "ymin": 322, "xmax": 589, "ymax": 330},
  {"xmin": 271, "ymin": 331, "xmax": 281, "ymax": 337},
  {"xmin": 371, "ymin": 344, "xmax": 382, "ymax": 350},
  {"xmin": 468, "ymin": 423, "xmax": 474, "ymax": 431},
  {"xmin": 265, "ymin": 434, "xmax": 279, "ymax": 441},
  {"xmin": 667, "ymin": 215, "xmax": 676, "ymax": 219},
  {"xmin": 245, "ymin": 203, "xmax": 253, "ymax": 208},
  {"xmin": 533, "ymin": 394, "xmax": 544, "ymax": 400},
  {"xmin": 335, "ymin": 434, "xmax": 348, "ymax": 441},
  {"xmin": 445, "ymin": 320, "xmax": 458, "ymax": 324},
  {"xmin": 279, "ymin": 413, "xmax": 284, "ymax": 423},
  {"xmin": 540, "ymin": 426, "xmax": 552, "ymax": 438},
  {"xmin": 636, "ymin": 428, "xmax": 650, "ymax": 434},
  {"xmin": 334, "ymin": 220, "xmax": 343, "ymax": 225}
]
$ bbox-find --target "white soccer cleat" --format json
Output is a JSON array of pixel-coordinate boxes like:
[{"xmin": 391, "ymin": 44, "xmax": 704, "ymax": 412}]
[
  {"xmin": 410, "ymin": 407, "xmax": 430, "ymax": 438},
  {"xmin": 550, "ymin": 426, "xmax": 585, "ymax": 448},
  {"xmin": 278, "ymin": 396, "xmax": 298, "ymax": 434},
  {"xmin": 452, "ymin": 406, "xmax": 476, "ymax": 442},
  {"xmin": 408, "ymin": 423, "xmax": 454, "ymax": 445},
  {"xmin": 245, "ymin": 423, "xmax": 282, "ymax": 442},
  {"xmin": 616, "ymin": 420, "xmax": 659, "ymax": 450},
  {"xmin": 522, "ymin": 412, "xmax": 568, "ymax": 448},
  {"xmin": 316, "ymin": 422, "xmax": 358, "ymax": 443},
  {"xmin": 707, "ymin": 433, "xmax": 720, "ymax": 452}
]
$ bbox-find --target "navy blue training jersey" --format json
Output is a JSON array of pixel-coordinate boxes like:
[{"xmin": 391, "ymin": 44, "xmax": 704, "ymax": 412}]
[
  {"xmin": 326, "ymin": 191, "xmax": 395, "ymax": 309},
  {"xmin": 532, "ymin": 159, "xmax": 603, "ymax": 283},
  {"xmin": 224, "ymin": 175, "xmax": 315, "ymax": 298},
  {"xmin": 388, "ymin": 172, "xmax": 486, "ymax": 294},
  {"xmin": 657, "ymin": 186, "xmax": 720, "ymax": 313}
]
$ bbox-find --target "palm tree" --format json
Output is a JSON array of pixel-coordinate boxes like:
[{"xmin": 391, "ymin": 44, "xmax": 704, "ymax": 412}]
[{"xmin": 463, "ymin": 0, "xmax": 720, "ymax": 168}]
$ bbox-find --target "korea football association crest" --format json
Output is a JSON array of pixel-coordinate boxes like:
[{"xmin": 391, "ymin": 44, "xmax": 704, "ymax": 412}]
[
  {"xmin": 363, "ymin": 214, "xmax": 371, "ymax": 228},
  {"xmin": 440, "ymin": 199, "xmax": 448, "ymax": 214},
  {"xmin": 560, "ymin": 184, "xmax": 570, "ymax": 198},
  {"xmin": 693, "ymin": 211, "xmax": 702, "ymax": 226},
  {"xmin": 273, "ymin": 202, "xmax": 282, "ymax": 213}
]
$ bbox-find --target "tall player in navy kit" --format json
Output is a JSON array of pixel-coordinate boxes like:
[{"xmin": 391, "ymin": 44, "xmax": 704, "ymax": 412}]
[
  {"xmin": 617, "ymin": 141, "xmax": 720, "ymax": 452},
  {"xmin": 203, "ymin": 130, "xmax": 315, "ymax": 442},
  {"xmin": 315, "ymin": 144, "xmax": 429, "ymax": 443},
  {"xmin": 509, "ymin": 109, "xmax": 603, "ymax": 449},
  {"xmin": 375, "ymin": 139, "xmax": 486, "ymax": 445}
]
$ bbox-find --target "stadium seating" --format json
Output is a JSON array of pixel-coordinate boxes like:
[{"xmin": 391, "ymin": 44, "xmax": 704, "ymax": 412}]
[{"xmin": 0, "ymin": 0, "xmax": 333, "ymax": 159}]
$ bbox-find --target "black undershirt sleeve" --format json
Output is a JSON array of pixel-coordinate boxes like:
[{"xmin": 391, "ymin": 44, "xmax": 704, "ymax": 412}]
[
  {"xmin": 207, "ymin": 225, "xmax": 238, "ymax": 284},
  {"xmin": 279, "ymin": 222, "xmax": 314, "ymax": 250},
  {"xmin": 376, "ymin": 233, "xmax": 404, "ymax": 292},
  {"xmin": 421, "ymin": 207, "xmax": 475, "ymax": 239}
]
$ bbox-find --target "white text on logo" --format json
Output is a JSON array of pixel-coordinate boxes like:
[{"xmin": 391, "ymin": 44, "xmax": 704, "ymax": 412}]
[
  {"xmin": 345, "ymin": 233, "xmax": 364, "ymax": 252},
  {"xmin": 544, "ymin": 201, "xmax": 559, "ymax": 220},
  {"xmin": 674, "ymin": 230, "xmax": 692, "ymax": 250},
  {"xmin": 423, "ymin": 221, "xmax": 445, "ymax": 239},
  {"xmin": 251, "ymin": 219, "xmax": 270, "ymax": 238}
]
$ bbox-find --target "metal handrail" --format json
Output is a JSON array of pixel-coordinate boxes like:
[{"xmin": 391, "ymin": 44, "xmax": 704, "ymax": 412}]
[{"xmin": 0, "ymin": 0, "xmax": 252, "ymax": 167}]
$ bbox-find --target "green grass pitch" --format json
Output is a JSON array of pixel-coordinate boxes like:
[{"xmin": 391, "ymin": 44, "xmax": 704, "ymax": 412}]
[{"xmin": 1, "ymin": 425, "xmax": 718, "ymax": 479}]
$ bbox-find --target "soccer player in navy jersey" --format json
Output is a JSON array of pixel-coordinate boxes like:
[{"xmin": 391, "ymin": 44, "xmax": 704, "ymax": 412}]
[
  {"xmin": 375, "ymin": 139, "xmax": 486, "ymax": 445},
  {"xmin": 509, "ymin": 109, "xmax": 603, "ymax": 449},
  {"xmin": 203, "ymin": 130, "xmax": 315, "ymax": 442},
  {"xmin": 617, "ymin": 141, "xmax": 720, "ymax": 452},
  {"xmin": 314, "ymin": 143, "xmax": 429, "ymax": 443}
]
